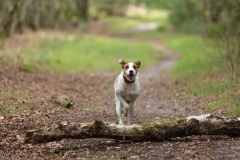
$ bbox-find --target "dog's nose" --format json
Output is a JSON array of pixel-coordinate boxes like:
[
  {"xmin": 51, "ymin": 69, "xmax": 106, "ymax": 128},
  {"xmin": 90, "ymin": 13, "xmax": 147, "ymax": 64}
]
[{"xmin": 129, "ymin": 70, "xmax": 134, "ymax": 74}]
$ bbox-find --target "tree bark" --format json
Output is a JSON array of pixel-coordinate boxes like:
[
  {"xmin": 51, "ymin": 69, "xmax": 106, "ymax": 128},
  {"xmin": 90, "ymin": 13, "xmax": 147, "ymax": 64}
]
[
  {"xmin": 75, "ymin": 0, "xmax": 89, "ymax": 22},
  {"xmin": 25, "ymin": 114, "xmax": 240, "ymax": 144}
]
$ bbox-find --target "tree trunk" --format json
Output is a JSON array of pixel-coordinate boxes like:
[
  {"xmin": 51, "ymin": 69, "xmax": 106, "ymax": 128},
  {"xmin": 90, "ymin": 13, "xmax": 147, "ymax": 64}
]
[
  {"xmin": 75, "ymin": 0, "xmax": 89, "ymax": 22},
  {"xmin": 3, "ymin": 1, "xmax": 19, "ymax": 37},
  {"xmin": 25, "ymin": 114, "xmax": 240, "ymax": 144},
  {"xmin": 204, "ymin": 0, "xmax": 212, "ymax": 25}
]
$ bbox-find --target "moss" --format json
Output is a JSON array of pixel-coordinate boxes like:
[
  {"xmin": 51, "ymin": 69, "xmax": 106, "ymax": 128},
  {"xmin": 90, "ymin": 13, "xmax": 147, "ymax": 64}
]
[
  {"xmin": 142, "ymin": 118, "xmax": 186, "ymax": 130},
  {"xmin": 92, "ymin": 120, "xmax": 104, "ymax": 130},
  {"xmin": 58, "ymin": 151, "xmax": 63, "ymax": 157},
  {"xmin": 55, "ymin": 124, "xmax": 64, "ymax": 131},
  {"xmin": 92, "ymin": 123, "xmax": 97, "ymax": 129},
  {"xmin": 62, "ymin": 101, "xmax": 74, "ymax": 109},
  {"xmin": 132, "ymin": 127, "xmax": 140, "ymax": 136},
  {"xmin": 158, "ymin": 117, "xmax": 182, "ymax": 126}
]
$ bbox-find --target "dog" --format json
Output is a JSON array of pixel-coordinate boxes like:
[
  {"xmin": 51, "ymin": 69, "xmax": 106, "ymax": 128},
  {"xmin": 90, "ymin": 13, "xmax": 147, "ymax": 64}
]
[{"xmin": 114, "ymin": 59, "xmax": 141, "ymax": 125}]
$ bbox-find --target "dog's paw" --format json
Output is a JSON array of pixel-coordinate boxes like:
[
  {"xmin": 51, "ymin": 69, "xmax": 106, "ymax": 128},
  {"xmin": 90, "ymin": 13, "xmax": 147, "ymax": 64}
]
[{"xmin": 119, "ymin": 120, "xmax": 123, "ymax": 125}]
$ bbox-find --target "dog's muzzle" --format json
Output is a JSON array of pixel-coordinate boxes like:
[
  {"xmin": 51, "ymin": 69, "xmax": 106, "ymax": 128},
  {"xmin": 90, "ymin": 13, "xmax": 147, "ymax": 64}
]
[{"xmin": 127, "ymin": 70, "xmax": 135, "ymax": 80}]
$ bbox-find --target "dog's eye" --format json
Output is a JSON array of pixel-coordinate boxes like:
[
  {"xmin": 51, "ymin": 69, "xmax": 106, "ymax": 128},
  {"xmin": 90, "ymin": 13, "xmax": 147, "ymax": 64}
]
[{"xmin": 125, "ymin": 66, "xmax": 129, "ymax": 69}]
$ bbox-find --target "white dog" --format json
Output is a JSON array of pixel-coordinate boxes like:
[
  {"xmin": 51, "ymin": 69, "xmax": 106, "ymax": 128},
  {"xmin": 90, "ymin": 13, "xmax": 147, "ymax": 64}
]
[{"xmin": 114, "ymin": 59, "xmax": 141, "ymax": 125}]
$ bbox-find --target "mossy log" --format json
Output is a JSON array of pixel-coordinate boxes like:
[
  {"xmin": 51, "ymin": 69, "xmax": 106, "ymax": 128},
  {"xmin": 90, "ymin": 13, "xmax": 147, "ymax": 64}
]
[{"xmin": 25, "ymin": 114, "xmax": 240, "ymax": 143}]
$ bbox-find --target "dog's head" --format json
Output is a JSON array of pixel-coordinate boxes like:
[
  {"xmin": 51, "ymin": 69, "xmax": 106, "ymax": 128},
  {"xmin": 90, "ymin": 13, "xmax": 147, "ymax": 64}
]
[{"xmin": 118, "ymin": 59, "xmax": 141, "ymax": 81}]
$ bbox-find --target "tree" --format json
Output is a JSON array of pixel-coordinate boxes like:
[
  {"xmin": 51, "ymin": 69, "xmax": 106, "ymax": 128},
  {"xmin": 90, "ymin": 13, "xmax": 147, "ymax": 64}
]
[
  {"xmin": 75, "ymin": 0, "xmax": 89, "ymax": 22},
  {"xmin": 0, "ymin": 0, "xmax": 90, "ymax": 37}
]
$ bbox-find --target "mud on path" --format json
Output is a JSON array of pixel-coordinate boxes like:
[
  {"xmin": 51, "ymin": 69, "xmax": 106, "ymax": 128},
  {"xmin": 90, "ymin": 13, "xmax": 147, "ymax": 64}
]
[{"xmin": 0, "ymin": 26, "xmax": 240, "ymax": 159}]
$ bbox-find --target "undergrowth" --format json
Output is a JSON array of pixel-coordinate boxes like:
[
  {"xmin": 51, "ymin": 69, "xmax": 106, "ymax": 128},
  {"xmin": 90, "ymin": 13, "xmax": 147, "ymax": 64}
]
[
  {"xmin": 162, "ymin": 32, "xmax": 240, "ymax": 115},
  {"xmin": 135, "ymin": 28, "xmax": 240, "ymax": 116}
]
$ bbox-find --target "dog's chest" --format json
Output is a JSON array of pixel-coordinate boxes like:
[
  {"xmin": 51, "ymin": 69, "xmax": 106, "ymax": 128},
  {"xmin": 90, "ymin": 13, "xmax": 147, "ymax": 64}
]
[{"xmin": 119, "ymin": 84, "xmax": 140, "ymax": 101}]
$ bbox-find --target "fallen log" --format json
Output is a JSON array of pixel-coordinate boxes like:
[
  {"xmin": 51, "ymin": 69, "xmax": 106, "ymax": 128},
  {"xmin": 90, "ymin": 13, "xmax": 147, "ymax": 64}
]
[{"xmin": 25, "ymin": 114, "xmax": 240, "ymax": 143}]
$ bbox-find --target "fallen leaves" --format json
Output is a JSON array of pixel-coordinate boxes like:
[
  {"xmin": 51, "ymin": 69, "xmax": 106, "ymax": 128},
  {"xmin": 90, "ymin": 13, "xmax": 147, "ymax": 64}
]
[
  {"xmin": 0, "ymin": 49, "xmax": 239, "ymax": 159},
  {"xmin": 0, "ymin": 116, "xmax": 4, "ymax": 120}
]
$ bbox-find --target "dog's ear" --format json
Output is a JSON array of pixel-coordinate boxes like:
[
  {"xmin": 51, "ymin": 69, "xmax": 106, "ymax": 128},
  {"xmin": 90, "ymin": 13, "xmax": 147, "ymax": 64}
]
[
  {"xmin": 118, "ymin": 59, "xmax": 127, "ymax": 68},
  {"xmin": 134, "ymin": 61, "xmax": 141, "ymax": 68}
]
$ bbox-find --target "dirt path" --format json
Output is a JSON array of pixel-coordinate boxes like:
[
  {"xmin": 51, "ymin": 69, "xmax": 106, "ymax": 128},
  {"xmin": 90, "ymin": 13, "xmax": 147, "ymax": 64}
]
[
  {"xmin": 137, "ymin": 40, "xmax": 181, "ymax": 116},
  {"xmin": 0, "ymin": 25, "xmax": 240, "ymax": 159}
]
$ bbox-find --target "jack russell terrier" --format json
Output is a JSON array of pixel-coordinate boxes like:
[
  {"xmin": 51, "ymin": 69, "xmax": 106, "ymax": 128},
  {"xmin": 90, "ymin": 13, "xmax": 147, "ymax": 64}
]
[{"xmin": 114, "ymin": 59, "xmax": 141, "ymax": 125}]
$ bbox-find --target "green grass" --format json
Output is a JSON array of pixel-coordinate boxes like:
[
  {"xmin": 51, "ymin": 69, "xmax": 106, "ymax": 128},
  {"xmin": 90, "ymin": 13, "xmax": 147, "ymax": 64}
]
[
  {"xmin": 0, "ymin": 102, "xmax": 37, "ymax": 116},
  {"xmin": 19, "ymin": 64, "xmax": 37, "ymax": 72},
  {"xmin": 21, "ymin": 36, "xmax": 159, "ymax": 72},
  {"xmin": 164, "ymin": 34, "xmax": 205, "ymax": 77},
  {"xmin": 229, "ymin": 106, "xmax": 240, "ymax": 116},
  {"xmin": 206, "ymin": 97, "xmax": 240, "ymax": 111},
  {"xmin": 135, "ymin": 29, "xmax": 240, "ymax": 115},
  {"xmin": 161, "ymin": 33, "xmax": 240, "ymax": 114},
  {"xmin": 0, "ymin": 91, "xmax": 31, "ymax": 116},
  {"xmin": 137, "ymin": 31, "xmax": 211, "ymax": 78},
  {"xmin": 0, "ymin": 90, "xmax": 25, "ymax": 99}
]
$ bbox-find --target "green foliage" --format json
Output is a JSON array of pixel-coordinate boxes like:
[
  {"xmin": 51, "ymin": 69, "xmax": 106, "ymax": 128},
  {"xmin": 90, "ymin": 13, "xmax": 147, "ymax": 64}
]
[
  {"xmin": 162, "ymin": 33, "xmax": 207, "ymax": 78},
  {"xmin": 167, "ymin": 0, "xmax": 204, "ymax": 33},
  {"xmin": 19, "ymin": 64, "xmax": 37, "ymax": 72},
  {"xmin": 160, "ymin": 32, "xmax": 240, "ymax": 115},
  {"xmin": 203, "ymin": 79, "xmax": 240, "ymax": 111},
  {"xmin": 132, "ymin": 127, "xmax": 140, "ymax": 136},
  {"xmin": 58, "ymin": 151, "xmax": 63, "ymax": 157},
  {"xmin": 90, "ymin": 0, "xmax": 128, "ymax": 17},
  {"xmin": 229, "ymin": 106, "xmax": 240, "ymax": 116},
  {"xmin": 164, "ymin": 0, "xmax": 240, "ymax": 37},
  {"xmin": 0, "ymin": 0, "xmax": 88, "ymax": 37},
  {"xmin": 160, "ymin": 32, "xmax": 238, "ymax": 80},
  {"xmin": 20, "ymin": 35, "xmax": 159, "ymax": 72},
  {"xmin": 204, "ymin": 24, "xmax": 222, "ymax": 38},
  {"xmin": 156, "ymin": 25, "xmax": 166, "ymax": 32},
  {"xmin": 55, "ymin": 124, "xmax": 64, "ymax": 131},
  {"xmin": 62, "ymin": 101, "xmax": 74, "ymax": 109},
  {"xmin": 133, "ymin": 0, "xmax": 175, "ymax": 9}
]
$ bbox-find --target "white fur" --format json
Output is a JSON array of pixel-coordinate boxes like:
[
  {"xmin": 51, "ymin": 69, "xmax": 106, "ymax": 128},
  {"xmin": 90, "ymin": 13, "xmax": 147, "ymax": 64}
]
[{"xmin": 114, "ymin": 62, "xmax": 141, "ymax": 125}]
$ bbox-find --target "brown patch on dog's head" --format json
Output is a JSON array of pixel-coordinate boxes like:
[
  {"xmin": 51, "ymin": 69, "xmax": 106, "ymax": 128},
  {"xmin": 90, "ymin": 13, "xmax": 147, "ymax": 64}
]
[
  {"xmin": 118, "ymin": 59, "xmax": 128, "ymax": 69},
  {"xmin": 134, "ymin": 61, "xmax": 141, "ymax": 68}
]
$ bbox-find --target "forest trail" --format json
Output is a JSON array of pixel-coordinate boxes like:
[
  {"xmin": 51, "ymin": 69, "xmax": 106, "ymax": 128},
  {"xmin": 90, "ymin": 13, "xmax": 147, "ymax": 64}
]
[
  {"xmin": 0, "ymin": 23, "xmax": 239, "ymax": 159},
  {"xmin": 112, "ymin": 23, "xmax": 204, "ymax": 118}
]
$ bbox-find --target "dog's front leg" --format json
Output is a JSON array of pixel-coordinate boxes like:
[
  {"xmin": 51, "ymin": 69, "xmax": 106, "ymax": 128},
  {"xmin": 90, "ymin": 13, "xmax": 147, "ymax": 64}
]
[
  {"xmin": 127, "ymin": 96, "xmax": 138, "ymax": 125},
  {"xmin": 116, "ymin": 94, "xmax": 129, "ymax": 109},
  {"xmin": 115, "ymin": 97, "xmax": 123, "ymax": 125}
]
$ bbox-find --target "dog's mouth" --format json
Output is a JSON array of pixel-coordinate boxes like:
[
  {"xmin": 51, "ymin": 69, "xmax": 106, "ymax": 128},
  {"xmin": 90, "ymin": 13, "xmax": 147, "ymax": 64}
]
[{"xmin": 127, "ymin": 74, "xmax": 135, "ymax": 80}]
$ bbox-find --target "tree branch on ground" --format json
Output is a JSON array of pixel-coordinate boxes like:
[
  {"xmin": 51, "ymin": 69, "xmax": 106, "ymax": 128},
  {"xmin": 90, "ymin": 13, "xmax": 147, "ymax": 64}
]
[{"xmin": 25, "ymin": 114, "xmax": 240, "ymax": 144}]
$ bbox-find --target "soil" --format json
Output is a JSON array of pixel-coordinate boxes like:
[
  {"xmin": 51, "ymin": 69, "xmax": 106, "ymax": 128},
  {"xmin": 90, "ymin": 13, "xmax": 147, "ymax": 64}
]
[{"xmin": 0, "ymin": 22, "xmax": 239, "ymax": 160}]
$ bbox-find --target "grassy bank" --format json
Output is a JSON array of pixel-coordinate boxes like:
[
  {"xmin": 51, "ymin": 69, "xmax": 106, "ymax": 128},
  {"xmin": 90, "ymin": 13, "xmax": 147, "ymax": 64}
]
[
  {"xmin": 166, "ymin": 34, "xmax": 239, "ymax": 114},
  {"xmin": 156, "ymin": 32, "xmax": 240, "ymax": 115},
  {"xmin": 3, "ymin": 34, "xmax": 159, "ymax": 72}
]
